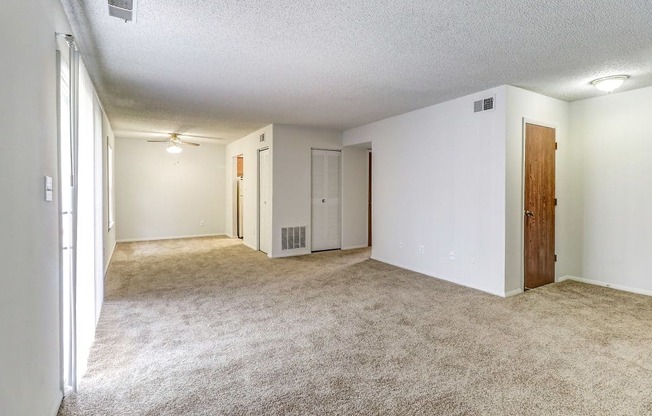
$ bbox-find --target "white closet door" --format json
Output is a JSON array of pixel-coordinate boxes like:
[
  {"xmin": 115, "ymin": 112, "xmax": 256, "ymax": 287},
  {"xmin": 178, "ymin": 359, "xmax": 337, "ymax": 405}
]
[
  {"xmin": 258, "ymin": 148, "xmax": 271, "ymax": 254},
  {"xmin": 311, "ymin": 150, "xmax": 341, "ymax": 251}
]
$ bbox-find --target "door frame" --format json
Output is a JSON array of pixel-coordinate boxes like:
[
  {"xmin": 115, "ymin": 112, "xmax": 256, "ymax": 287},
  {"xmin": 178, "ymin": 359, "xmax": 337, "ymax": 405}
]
[
  {"xmin": 257, "ymin": 147, "xmax": 270, "ymax": 253},
  {"xmin": 520, "ymin": 118, "xmax": 558, "ymax": 292},
  {"xmin": 368, "ymin": 149, "xmax": 372, "ymax": 247},
  {"xmin": 310, "ymin": 147, "xmax": 342, "ymax": 252},
  {"xmin": 231, "ymin": 154, "xmax": 243, "ymax": 238}
]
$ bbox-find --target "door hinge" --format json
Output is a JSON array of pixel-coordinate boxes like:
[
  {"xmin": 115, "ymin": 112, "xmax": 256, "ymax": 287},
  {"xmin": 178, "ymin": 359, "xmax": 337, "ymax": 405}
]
[
  {"xmin": 555, "ymin": 254, "xmax": 557, "ymax": 262},
  {"xmin": 555, "ymin": 198, "xmax": 558, "ymax": 206},
  {"xmin": 555, "ymin": 142, "xmax": 558, "ymax": 150}
]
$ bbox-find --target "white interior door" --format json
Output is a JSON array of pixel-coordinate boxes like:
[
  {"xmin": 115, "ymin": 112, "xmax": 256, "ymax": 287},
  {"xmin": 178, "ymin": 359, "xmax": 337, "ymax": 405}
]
[
  {"xmin": 258, "ymin": 148, "xmax": 271, "ymax": 254},
  {"xmin": 237, "ymin": 178, "xmax": 244, "ymax": 239},
  {"xmin": 312, "ymin": 149, "xmax": 341, "ymax": 251}
]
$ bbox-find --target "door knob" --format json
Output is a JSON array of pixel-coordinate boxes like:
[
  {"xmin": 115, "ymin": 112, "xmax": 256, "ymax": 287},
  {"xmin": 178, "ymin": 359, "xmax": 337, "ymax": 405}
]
[{"xmin": 525, "ymin": 210, "xmax": 534, "ymax": 217}]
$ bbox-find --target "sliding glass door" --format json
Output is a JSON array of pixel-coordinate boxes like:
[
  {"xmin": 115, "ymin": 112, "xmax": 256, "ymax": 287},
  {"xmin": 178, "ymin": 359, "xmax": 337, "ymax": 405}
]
[
  {"xmin": 56, "ymin": 35, "xmax": 76, "ymax": 393},
  {"xmin": 75, "ymin": 54, "xmax": 99, "ymax": 381},
  {"xmin": 57, "ymin": 33, "xmax": 104, "ymax": 394}
]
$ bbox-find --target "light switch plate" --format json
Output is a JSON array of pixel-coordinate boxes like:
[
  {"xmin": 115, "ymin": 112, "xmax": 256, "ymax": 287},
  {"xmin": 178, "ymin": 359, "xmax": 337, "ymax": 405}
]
[{"xmin": 44, "ymin": 176, "xmax": 53, "ymax": 201}]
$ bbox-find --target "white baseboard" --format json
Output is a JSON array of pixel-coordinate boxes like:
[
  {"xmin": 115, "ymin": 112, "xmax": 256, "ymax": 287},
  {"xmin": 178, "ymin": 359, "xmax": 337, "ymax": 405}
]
[
  {"xmin": 272, "ymin": 249, "xmax": 311, "ymax": 258},
  {"xmin": 341, "ymin": 244, "xmax": 369, "ymax": 250},
  {"xmin": 243, "ymin": 241, "xmax": 257, "ymax": 251},
  {"xmin": 559, "ymin": 275, "xmax": 652, "ymax": 297},
  {"xmin": 504, "ymin": 288, "xmax": 523, "ymax": 297},
  {"xmin": 49, "ymin": 390, "xmax": 63, "ymax": 416},
  {"xmin": 370, "ymin": 255, "xmax": 505, "ymax": 297},
  {"xmin": 104, "ymin": 240, "xmax": 116, "ymax": 276},
  {"xmin": 116, "ymin": 233, "xmax": 225, "ymax": 243}
]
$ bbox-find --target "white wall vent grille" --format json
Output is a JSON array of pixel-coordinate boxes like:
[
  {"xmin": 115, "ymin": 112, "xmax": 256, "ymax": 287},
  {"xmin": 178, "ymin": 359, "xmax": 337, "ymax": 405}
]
[
  {"xmin": 281, "ymin": 226, "xmax": 306, "ymax": 250},
  {"xmin": 109, "ymin": 0, "xmax": 136, "ymax": 22},
  {"xmin": 474, "ymin": 96, "xmax": 495, "ymax": 113}
]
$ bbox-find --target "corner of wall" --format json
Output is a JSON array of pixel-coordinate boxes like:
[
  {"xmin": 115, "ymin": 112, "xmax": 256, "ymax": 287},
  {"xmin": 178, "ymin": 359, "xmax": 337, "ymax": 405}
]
[
  {"xmin": 225, "ymin": 124, "xmax": 274, "ymax": 251},
  {"xmin": 48, "ymin": 390, "xmax": 64, "ymax": 416},
  {"xmin": 504, "ymin": 288, "xmax": 523, "ymax": 297},
  {"xmin": 272, "ymin": 248, "xmax": 311, "ymax": 258},
  {"xmin": 104, "ymin": 238, "xmax": 116, "ymax": 276},
  {"xmin": 559, "ymin": 275, "xmax": 652, "ymax": 297},
  {"xmin": 503, "ymin": 85, "xmax": 576, "ymax": 296},
  {"xmin": 568, "ymin": 86, "xmax": 652, "ymax": 293},
  {"xmin": 270, "ymin": 125, "xmax": 343, "ymax": 258}
]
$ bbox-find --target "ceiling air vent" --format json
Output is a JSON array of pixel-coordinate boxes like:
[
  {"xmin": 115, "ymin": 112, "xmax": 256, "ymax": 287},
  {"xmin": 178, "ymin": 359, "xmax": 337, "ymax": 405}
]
[
  {"xmin": 108, "ymin": 0, "xmax": 137, "ymax": 22},
  {"xmin": 281, "ymin": 226, "xmax": 306, "ymax": 250},
  {"xmin": 474, "ymin": 96, "xmax": 495, "ymax": 113}
]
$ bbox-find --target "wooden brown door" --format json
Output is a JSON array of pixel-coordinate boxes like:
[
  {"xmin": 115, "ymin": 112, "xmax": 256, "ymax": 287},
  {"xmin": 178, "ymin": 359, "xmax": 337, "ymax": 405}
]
[{"xmin": 524, "ymin": 123, "xmax": 556, "ymax": 289}]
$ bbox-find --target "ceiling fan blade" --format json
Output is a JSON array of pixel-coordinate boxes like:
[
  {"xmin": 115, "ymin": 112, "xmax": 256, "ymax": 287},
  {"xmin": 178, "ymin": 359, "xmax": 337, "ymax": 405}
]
[
  {"xmin": 180, "ymin": 141, "xmax": 200, "ymax": 146},
  {"xmin": 117, "ymin": 130, "xmax": 229, "ymax": 143},
  {"xmin": 176, "ymin": 134, "xmax": 229, "ymax": 143},
  {"xmin": 176, "ymin": 133, "xmax": 225, "ymax": 140},
  {"xmin": 147, "ymin": 140, "xmax": 170, "ymax": 143}
]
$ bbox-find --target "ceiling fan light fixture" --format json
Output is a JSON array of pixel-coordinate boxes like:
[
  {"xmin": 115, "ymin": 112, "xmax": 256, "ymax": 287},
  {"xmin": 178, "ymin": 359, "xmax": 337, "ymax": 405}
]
[
  {"xmin": 591, "ymin": 75, "xmax": 629, "ymax": 93},
  {"xmin": 166, "ymin": 143, "xmax": 182, "ymax": 154}
]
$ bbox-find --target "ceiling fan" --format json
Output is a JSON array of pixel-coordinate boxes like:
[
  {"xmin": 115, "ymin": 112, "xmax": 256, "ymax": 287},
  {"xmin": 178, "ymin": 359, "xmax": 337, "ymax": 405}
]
[{"xmin": 147, "ymin": 133, "xmax": 200, "ymax": 154}]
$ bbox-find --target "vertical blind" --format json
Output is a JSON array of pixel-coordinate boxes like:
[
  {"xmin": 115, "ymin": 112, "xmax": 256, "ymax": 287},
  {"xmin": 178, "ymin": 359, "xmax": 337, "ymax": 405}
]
[{"xmin": 56, "ymin": 34, "xmax": 104, "ymax": 393}]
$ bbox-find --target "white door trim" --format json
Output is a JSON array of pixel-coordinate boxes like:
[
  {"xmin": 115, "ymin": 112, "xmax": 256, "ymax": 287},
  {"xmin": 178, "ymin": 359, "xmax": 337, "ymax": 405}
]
[{"xmin": 257, "ymin": 147, "xmax": 270, "ymax": 254}]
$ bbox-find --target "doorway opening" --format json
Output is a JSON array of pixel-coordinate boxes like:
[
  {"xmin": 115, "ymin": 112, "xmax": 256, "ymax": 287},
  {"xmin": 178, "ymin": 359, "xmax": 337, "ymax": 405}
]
[
  {"xmin": 235, "ymin": 155, "xmax": 244, "ymax": 239},
  {"xmin": 368, "ymin": 150, "xmax": 372, "ymax": 247},
  {"xmin": 523, "ymin": 121, "xmax": 557, "ymax": 289}
]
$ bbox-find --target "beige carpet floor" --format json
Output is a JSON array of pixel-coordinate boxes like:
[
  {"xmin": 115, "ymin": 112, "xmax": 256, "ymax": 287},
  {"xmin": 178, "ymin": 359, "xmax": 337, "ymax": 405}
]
[{"xmin": 58, "ymin": 237, "xmax": 652, "ymax": 415}]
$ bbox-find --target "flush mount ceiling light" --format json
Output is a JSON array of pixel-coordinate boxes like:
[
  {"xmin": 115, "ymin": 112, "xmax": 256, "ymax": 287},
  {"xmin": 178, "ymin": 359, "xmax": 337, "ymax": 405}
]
[
  {"xmin": 591, "ymin": 75, "xmax": 629, "ymax": 93},
  {"xmin": 166, "ymin": 143, "xmax": 183, "ymax": 154}
]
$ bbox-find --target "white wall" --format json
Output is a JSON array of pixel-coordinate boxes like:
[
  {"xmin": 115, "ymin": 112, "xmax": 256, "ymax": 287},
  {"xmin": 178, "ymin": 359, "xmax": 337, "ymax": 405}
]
[
  {"xmin": 0, "ymin": 0, "xmax": 70, "ymax": 414},
  {"xmin": 341, "ymin": 146, "xmax": 369, "ymax": 249},
  {"xmin": 570, "ymin": 86, "xmax": 652, "ymax": 294},
  {"xmin": 225, "ymin": 125, "xmax": 273, "ymax": 250},
  {"xmin": 344, "ymin": 87, "xmax": 507, "ymax": 296},
  {"xmin": 272, "ymin": 125, "xmax": 342, "ymax": 257},
  {"xmin": 115, "ymin": 138, "xmax": 226, "ymax": 241},
  {"xmin": 504, "ymin": 86, "xmax": 578, "ymax": 295}
]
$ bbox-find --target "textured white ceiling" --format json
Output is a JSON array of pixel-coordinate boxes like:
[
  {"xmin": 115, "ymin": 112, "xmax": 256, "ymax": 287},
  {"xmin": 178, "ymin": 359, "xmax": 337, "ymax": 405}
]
[{"xmin": 61, "ymin": 0, "xmax": 652, "ymax": 141}]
